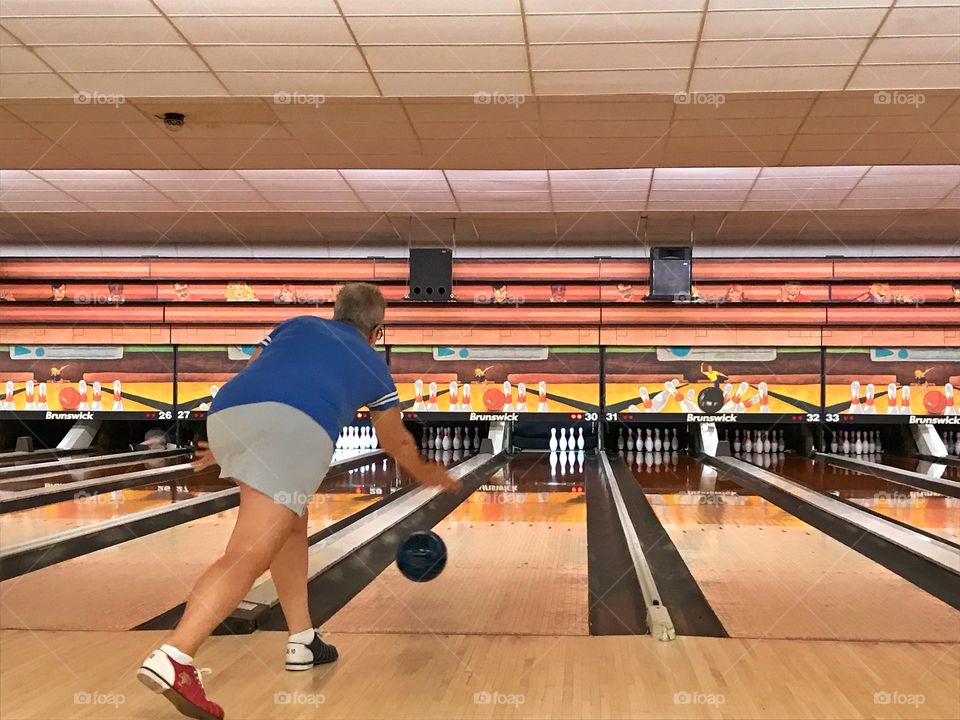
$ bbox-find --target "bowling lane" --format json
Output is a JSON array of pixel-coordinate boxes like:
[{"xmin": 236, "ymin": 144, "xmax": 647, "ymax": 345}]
[
  {"xmin": 0, "ymin": 453, "xmax": 189, "ymax": 493},
  {"xmin": 0, "ymin": 458, "xmax": 405, "ymax": 631},
  {"xmin": 875, "ymin": 454, "xmax": 960, "ymax": 481},
  {"xmin": 0, "ymin": 468, "xmax": 227, "ymax": 547},
  {"xmin": 742, "ymin": 454, "xmax": 959, "ymax": 544},
  {"xmin": 631, "ymin": 452, "xmax": 960, "ymax": 642},
  {"xmin": 325, "ymin": 451, "xmax": 589, "ymax": 636}
]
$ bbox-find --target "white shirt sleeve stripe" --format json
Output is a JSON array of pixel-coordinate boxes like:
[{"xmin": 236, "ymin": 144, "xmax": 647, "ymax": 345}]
[{"xmin": 368, "ymin": 391, "xmax": 399, "ymax": 408}]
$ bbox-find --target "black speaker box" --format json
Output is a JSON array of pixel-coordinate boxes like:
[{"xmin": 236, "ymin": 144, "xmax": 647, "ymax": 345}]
[
  {"xmin": 648, "ymin": 246, "xmax": 692, "ymax": 300},
  {"xmin": 407, "ymin": 248, "xmax": 452, "ymax": 301}
]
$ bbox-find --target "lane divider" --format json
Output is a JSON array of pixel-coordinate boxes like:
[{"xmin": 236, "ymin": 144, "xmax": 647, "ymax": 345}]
[{"xmin": 599, "ymin": 452, "xmax": 676, "ymax": 642}]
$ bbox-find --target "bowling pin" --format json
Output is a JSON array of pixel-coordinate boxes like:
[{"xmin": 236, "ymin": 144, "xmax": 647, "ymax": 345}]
[
  {"xmin": 78, "ymin": 380, "xmax": 88, "ymax": 410},
  {"xmin": 420, "ymin": 429, "xmax": 428, "ymax": 450},
  {"xmin": 453, "ymin": 427, "xmax": 462, "ymax": 450},
  {"xmin": 757, "ymin": 382, "xmax": 771, "ymax": 413},
  {"xmin": 866, "ymin": 432, "xmax": 875, "ymax": 454},
  {"xmin": 577, "ymin": 450, "xmax": 584, "ymax": 473},
  {"xmin": 763, "ymin": 432, "xmax": 771, "ymax": 454},
  {"xmin": 829, "ymin": 430, "xmax": 838, "ymax": 454},
  {"xmin": 560, "ymin": 427, "xmax": 569, "ymax": 452},
  {"xmin": 25, "ymin": 380, "xmax": 35, "ymax": 410},
  {"xmin": 559, "ymin": 450, "xmax": 567, "ymax": 475},
  {"xmin": 462, "ymin": 382, "xmax": 472, "ymax": 410},
  {"xmin": 2, "ymin": 381, "xmax": 12, "ymax": 410},
  {"xmin": 576, "ymin": 427, "xmax": 585, "ymax": 451},
  {"xmin": 516, "ymin": 382, "xmax": 527, "ymax": 412},
  {"xmin": 842, "ymin": 431, "xmax": 850, "ymax": 454},
  {"xmin": 945, "ymin": 384, "xmax": 956, "ymax": 415},
  {"xmin": 473, "ymin": 427, "xmax": 481, "ymax": 451},
  {"xmin": 900, "ymin": 385, "xmax": 911, "ymax": 415},
  {"xmin": 442, "ymin": 428, "xmax": 452, "ymax": 451},
  {"xmin": 502, "ymin": 381, "xmax": 513, "ymax": 411},
  {"xmin": 549, "ymin": 451, "xmax": 558, "ymax": 474},
  {"xmin": 639, "ymin": 386, "xmax": 653, "ymax": 412},
  {"xmin": 848, "ymin": 381, "xmax": 861, "ymax": 414},
  {"xmin": 111, "ymin": 380, "xmax": 123, "ymax": 411},
  {"xmin": 744, "ymin": 432, "xmax": 752, "ymax": 453},
  {"xmin": 854, "ymin": 431, "xmax": 863, "ymax": 455},
  {"xmin": 644, "ymin": 428, "xmax": 653, "ymax": 452},
  {"xmin": 733, "ymin": 429, "xmax": 742, "ymax": 453},
  {"xmin": 549, "ymin": 427, "xmax": 558, "ymax": 451},
  {"xmin": 38, "ymin": 382, "xmax": 48, "ymax": 410},
  {"xmin": 885, "ymin": 383, "xmax": 897, "ymax": 414},
  {"xmin": 651, "ymin": 382, "xmax": 673, "ymax": 412},
  {"xmin": 448, "ymin": 381, "xmax": 459, "ymax": 412},
  {"xmin": 777, "ymin": 429, "xmax": 785, "ymax": 453},
  {"xmin": 427, "ymin": 382, "xmax": 438, "ymax": 412},
  {"xmin": 954, "ymin": 433, "xmax": 960, "ymax": 456},
  {"xmin": 654, "ymin": 428, "xmax": 662, "ymax": 452},
  {"xmin": 671, "ymin": 428, "xmax": 679, "ymax": 451},
  {"xmin": 864, "ymin": 383, "xmax": 876, "ymax": 414},
  {"xmin": 567, "ymin": 449, "xmax": 576, "ymax": 470},
  {"xmin": 413, "ymin": 379, "xmax": 425, "ymax": 411},
  {"xmin": 537, "ymin": 381, "xmax": 548, "ymax": 412}
]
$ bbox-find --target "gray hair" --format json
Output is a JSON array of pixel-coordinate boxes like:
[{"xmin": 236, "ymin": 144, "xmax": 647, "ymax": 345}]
[{"xmin": 333, "ymin": 282, "xmax": 386, "ymax": 335}]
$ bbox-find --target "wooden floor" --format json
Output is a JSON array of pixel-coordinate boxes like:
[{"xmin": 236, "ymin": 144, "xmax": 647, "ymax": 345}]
[
  {"xmin": 647, "ymin": 495, "xmax": 960, "ymax": 643},
  {"xmin": 0, "ymin": 494, "xmax": 380, "ymax": 631},
  {"xmin": 2, "ymin": 629, "xmax": 958, "ymax": 719},
  {"xmin": 325, "ymin": 491, "xmax": 589, "ymax": 636}
]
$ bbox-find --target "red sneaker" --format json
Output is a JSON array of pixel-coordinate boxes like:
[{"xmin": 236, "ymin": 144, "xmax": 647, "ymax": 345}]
[{"xmin": 138, "ymin": 648, "xmax": 224, "ymax": 720}]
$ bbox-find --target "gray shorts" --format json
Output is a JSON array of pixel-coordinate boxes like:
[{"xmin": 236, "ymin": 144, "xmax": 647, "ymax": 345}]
[{"xmin": 207, "ymin": 402, "xmax": 334, "ymax": 516}]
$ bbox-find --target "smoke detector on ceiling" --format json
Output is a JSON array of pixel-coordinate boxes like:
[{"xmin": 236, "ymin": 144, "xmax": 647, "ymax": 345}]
[{"xmin": 156, "ymin": 112, "xmax": 185, "ymax": 131}]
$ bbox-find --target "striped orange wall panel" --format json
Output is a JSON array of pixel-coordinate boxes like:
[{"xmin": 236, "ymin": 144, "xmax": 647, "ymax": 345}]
[
  {"xmin": 830, "ymin": 284, "xmax": 955, "ymax": 302},
  {"xmin": 832, "ymin": 259, "xmax": 960, "ymax": 279},
  {"xmin": 689, "ymin": 283, "xmax": 831, "ymax": 302},
  {"xmin": 0, "ymin": 259, "xmax": 151, "ymax": 280},
  {"xmin": 452, "ymin": 260, "xmax": 602, "ymax": 281},
  {"xmin": 384, "ymin": 304, "xmax": 601, "ymax": 325},
  {"xmin": 0, "ymin": 305, "xmax": 164, "ymax": 323},
  {"xmin": 0, "ymin": 283, "xmax": 160, "ymax": 301},
  {"xmin": 453, "ymin": 284, "xmax": 601, "ymax": 302},
  {"xmin": 385, "ymin": 326, "xmax": 601, "ymax": 345},
  {"xmin": 169, "ymin": 326, "xmax": 275, "ymax": 344},
  {"xmin": 693, "ymin": 259, "xmax": 834, "ymax": 281},
  {"xmin": 598, "ymin": 260, "xmax": 649, "ymax": 281},
  {"xmin": 373, "ymin": 260, "xmax": 408, "ymax": 281},
  {"xmin": 600, "ymin": 326, "xmax": 823, "ymax": 346},
  {"xmin": 157, "ymin": 283, "xmax": 339, "ymax": 303},
  {"xmin": 147, "ymin": 259, "xmax": 375, "ymax": 280},
  {"xmin": 164, "ymin": 305, "xmax": 334, "ymax": 324},
  {"xmin": 0, "ymin": 325, "xmax": 171, "ymax": 344},
  {"xmin": 602, "ymin": 305, "xmax": 826, "ymax": 325},
  {"xmin": 827, "ymin": 306, "xmax": 960, "ymax": 325},
  {"xmin": 823, "ymin": 327, "xmax": 958, "ymax": 347}
]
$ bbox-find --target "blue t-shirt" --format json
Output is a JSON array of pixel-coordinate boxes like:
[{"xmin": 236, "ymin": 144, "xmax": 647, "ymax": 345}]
[{"xmin": 210, "ymin": 316, "xmax": 398, "ymax": 441}]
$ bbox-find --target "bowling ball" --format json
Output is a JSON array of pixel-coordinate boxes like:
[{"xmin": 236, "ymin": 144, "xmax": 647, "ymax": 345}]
[
  {"xmin": 482, "ymin": 387, "xmax": 506, "ymax": 411},
  {"xmin": 397, "ymin": 531, "xmax": 447, "ymax": 582},
  {"xmin": 923, "ymin": 389, "xmax": 946, "ymax": 414},
  {"xmin": 58, "ymin": 386, "xmax": 81, "ymax": 410},
  {"xmin": 698, "ymin": 387, "xmax": 724, "ymax": 413}
]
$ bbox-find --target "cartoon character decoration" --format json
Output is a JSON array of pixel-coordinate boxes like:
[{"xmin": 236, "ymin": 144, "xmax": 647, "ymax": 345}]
[
  {"xmin": 722, "ymin": 284, "xmax": 745, "ymax": 303},
  {"xmin": 225, "ymin": 281, "xmax": 258, "ymax": 302},
  {"xmin": 549, "ymin": 284, "xmax": 567, "ymax": 303},
  {"xmin": 107, "ymin": 282, "xmax": 125, "ymax": 304},
  {"xmin": 50, "ymin": 281, "xmax": 68, "ymax": 302},
  {"xmin": 491, "ymin": 282, "xmax": 509, "ymax": 304},
  {"xmin": 778, "ymin": 281, "xmax": 810, "ymax": 303},
  {"xmin": 615, "ymin": 282, "xmax": 634, "ymax": 302},
  {"xmin": 172, "ymin": 281, "xmax": 191, "ymax": 302},
  {"xmin": 274, "ymin": 283, "xmax": 300, "ymax": 304}
]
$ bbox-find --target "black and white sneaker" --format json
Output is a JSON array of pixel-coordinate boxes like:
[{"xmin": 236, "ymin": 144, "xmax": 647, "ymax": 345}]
[{"xmin": 285, "ymin": 630, "xmax": 338, "ymax": 671}]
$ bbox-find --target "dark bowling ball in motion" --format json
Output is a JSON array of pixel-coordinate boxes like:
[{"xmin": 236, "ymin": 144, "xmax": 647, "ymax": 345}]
[
  {"xmin": 698, "ymin": 387, "xmax": 725, "ymax": 413},
  {"xmin": 397, "ymin": 530, "xmax": 447, "ymax": 582}
]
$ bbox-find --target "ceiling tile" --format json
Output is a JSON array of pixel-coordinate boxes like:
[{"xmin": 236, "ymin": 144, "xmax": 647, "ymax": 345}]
[
  {"xmin": 216, "ymin": 72, "xmax": 378, "ymax": 96},
  {"xmin": 2, "ymin": 17, "xmax": 179, "ymax": 44},
  {"xmin": 349, "ymin": 15, "xmax": 525, "ymax": 44},
  {"xmin": 698, "ymin": 38, "xmax": 868, "ymax": 67},
  {"xmin": 197, "ymin": 45, "xmax": 367, "ymax": 72},
  {"xmin": 703, "ymin": 8, "xmax": 887, "ymax": 40},
  {"xmin": 535, "ymin": 69, "xmax": 686, "ymax": 94},
  {"xmin": 531, "ymin": 42, "xmax": 694, "ymax": 70},
  {"xmin": 527, "ymin": 12, "xmax": 702, "ymax": 43},
  {"xmin": 34, "ymin": 45, "xmax": 204, "ymax": 73},
  {"xmin": 690, "ymin": 66, "xmax": 852, "ymax": 92},
  {"xmin": 363, "ymin": 45, "xmax": 528, "ymax": 73},
  {"xmin": 880, "ymin": 6, "xmax": 960, "ymax": 37},
  {"xmin": 173, "ymin": 16, "xmax": 353, "ymax": 44}
]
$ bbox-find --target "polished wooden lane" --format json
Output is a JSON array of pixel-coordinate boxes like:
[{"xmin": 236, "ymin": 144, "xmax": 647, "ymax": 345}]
[
  {"xmin": 2, "ymin": 629, "xmax": 958, "ymax": 719},
  {"xmin": 637, "ymin": 456, "xmax": 960, "ymax": 642},
  {"xmin": 326, "ymin": 454, "xmax": 589, "ymax": 637},
  {"xmin": 0, "ymin": 463, "xmax": 401, "ymax": 631},
  {"xmin": 756, "ymin": 455, "xmax": 959, "ymax": 544}
]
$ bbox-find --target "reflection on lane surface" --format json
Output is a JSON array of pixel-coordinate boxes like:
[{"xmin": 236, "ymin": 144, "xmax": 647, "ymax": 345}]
[
  {"xmin": 739, "ymin": 453, "xmax": 959, "ymax": 544},
  {"xmin": 628, "ymin": 452, "xmax": 960, "ymax": 642},
  {"xmin": 874, "ymin": 454, "xmax": 960, "ymax": 482},
  {"xmin": 0, "ymin": 467, "xmax": 228, "ymax": 547},
  {"xmin": 0, "ymin": 459, "xmax": 407, "ymax": 631},
  {"xmin": 326, "ymin": 452, "xmax": 589, "ymax": 637}
]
